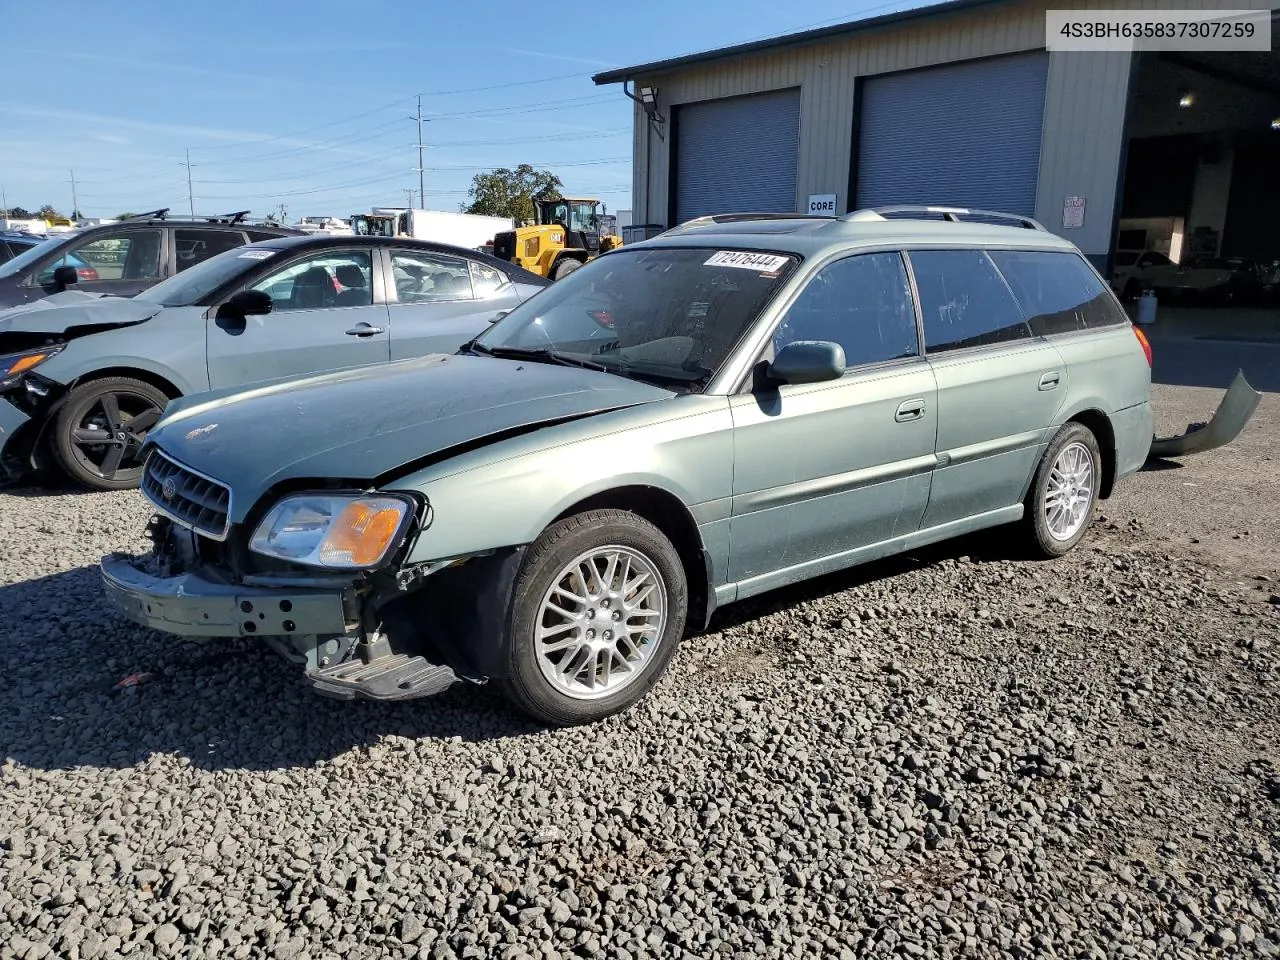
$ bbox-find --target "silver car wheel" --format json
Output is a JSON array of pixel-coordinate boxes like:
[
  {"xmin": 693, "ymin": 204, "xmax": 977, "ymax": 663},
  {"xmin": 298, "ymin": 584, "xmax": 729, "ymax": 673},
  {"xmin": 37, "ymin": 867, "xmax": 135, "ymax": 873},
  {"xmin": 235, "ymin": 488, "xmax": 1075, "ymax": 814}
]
[
  {"xmin": 1044, "ymin": 441, "xmax": 1095, "ymax": 541},
  {"xmin": 534, "ymin": 545, "xmax": 668, "ymax": 701}
]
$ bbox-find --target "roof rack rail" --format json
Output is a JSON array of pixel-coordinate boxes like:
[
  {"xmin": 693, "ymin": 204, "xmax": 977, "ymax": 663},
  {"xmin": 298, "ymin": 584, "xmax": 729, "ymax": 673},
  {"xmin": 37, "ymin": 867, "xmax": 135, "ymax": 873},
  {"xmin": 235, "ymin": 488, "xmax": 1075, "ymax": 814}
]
[
  {"xmin": 843, "ymin": 205, "xmax": 1047, "ymax": 231},
  {"xmin": 124, "ymin": 208, "xmax": 170, "ymax": 221},
  {"xmin": 659, "ymin": 211, "xmax": 830, "ymax": 236}
]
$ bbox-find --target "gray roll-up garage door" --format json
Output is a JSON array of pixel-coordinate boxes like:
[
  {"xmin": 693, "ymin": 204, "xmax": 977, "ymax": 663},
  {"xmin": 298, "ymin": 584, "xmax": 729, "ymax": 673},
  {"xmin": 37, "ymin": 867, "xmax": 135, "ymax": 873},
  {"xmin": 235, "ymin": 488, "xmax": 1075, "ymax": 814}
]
[
  {"xmin": 855, "ymin": 51, "xmax": 1049, "ymax": 216},
  {"xmin": 675, "ymin": 88, "xmax": 801, "ymax": 223}
]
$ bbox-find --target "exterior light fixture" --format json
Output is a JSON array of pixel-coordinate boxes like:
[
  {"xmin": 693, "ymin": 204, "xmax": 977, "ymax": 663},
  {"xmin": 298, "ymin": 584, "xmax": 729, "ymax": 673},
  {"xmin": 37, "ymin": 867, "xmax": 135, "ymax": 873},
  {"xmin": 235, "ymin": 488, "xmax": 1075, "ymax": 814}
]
[
  {"xmin": 1178, "ymin": 90, "xmax": 1195, "ymax": 108},
  {"xmin": 1272, "ymin": 117, "xmax": 1280, "ymax": 131},
  {"xmin": 623, "ymin": 81, "xmax": 666, "ymax": 138}
]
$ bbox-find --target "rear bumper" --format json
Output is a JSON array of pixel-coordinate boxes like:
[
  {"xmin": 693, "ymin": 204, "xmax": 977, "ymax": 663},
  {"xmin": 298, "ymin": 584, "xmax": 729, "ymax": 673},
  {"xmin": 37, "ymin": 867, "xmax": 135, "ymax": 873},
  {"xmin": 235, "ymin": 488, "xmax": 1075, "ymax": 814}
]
[{"xmin": 100, "ymin": 552, "xmax": 352, "ymax": 638}]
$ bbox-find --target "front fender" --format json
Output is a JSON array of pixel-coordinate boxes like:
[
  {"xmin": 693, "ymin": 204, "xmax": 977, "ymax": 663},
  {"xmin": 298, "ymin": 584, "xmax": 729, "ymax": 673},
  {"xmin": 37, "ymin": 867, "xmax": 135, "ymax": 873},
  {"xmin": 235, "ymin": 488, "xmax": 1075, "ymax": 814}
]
[{"xmin": 389, "ymin": 398, "xmax": 736, "ymax": 564}]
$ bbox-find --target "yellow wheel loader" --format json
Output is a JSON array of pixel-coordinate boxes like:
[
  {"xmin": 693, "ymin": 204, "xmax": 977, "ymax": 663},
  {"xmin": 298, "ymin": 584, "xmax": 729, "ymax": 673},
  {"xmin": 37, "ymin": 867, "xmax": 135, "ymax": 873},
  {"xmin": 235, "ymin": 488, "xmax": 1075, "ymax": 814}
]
[{"xmin": 491, "ymin": 197, "xmax": 623, "ymax": 280}]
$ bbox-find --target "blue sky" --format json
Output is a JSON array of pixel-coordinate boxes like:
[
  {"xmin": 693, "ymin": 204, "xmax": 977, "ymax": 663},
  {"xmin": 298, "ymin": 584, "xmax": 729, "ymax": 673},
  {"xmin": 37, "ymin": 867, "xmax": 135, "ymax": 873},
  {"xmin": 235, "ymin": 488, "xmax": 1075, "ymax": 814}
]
[{"xmin": 3, "ymin": 0, "xmax": 927, "ymax": 221}]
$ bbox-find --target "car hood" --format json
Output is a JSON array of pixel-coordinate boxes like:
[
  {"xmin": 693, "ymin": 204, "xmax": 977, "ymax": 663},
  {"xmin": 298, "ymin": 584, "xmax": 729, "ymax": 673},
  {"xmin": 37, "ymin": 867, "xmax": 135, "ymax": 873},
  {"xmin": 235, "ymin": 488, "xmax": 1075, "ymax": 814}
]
[
  {"xmin": 148, "ymin": 353, "xmax": 676, "ymax": 521},
  {"xmin": 0, "ymin": 290, "xmax": 163, "ymax": 337}
]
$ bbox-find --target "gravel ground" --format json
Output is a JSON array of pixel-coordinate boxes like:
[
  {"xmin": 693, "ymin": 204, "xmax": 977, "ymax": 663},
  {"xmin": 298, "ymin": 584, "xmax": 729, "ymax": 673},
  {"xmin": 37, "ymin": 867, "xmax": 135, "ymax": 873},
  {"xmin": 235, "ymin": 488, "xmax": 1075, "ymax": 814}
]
[{"xmin": 1, "ymin": 383, "xmax": 1277, "ymax": 960}]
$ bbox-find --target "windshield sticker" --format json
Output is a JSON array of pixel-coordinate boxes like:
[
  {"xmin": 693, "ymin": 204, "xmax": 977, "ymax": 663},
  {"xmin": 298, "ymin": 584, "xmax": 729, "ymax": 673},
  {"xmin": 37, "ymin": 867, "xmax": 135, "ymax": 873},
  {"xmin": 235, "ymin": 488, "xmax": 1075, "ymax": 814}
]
[
  {"xmin": 704, "ymin": 251, "xmax": 791, "ymax": 274},
  {"xmin": 238, "ymin": 250, "xmax": 275, "ymax": 260}
]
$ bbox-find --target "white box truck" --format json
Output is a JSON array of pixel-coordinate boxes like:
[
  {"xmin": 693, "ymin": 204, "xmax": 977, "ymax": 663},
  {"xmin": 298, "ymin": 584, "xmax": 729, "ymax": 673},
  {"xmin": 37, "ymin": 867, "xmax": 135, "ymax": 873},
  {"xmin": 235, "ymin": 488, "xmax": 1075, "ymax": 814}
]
[{"xmin": 350, "ymin": 208, "xmax": 513, "ymax": 250}]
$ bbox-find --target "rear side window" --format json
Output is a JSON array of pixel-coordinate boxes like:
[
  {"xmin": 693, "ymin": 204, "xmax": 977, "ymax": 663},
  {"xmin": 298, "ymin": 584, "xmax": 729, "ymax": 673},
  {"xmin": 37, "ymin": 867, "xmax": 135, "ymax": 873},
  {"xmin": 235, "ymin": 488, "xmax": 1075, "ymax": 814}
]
[
  {"xmin": 908, "ymin": 250, "xmax": 1029, "ymax": 354},
  {"xmin": 990, "ymin": 250, "xmax": 1129, "ymax": 335},
  {"xmin": 175, "ymin": 229, "xmax": 247, "ymax": 272}
]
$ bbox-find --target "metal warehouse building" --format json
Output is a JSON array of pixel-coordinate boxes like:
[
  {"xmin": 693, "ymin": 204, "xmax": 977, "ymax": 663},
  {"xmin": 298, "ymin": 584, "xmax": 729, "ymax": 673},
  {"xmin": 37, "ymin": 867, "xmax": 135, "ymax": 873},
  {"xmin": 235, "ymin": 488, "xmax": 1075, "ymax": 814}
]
[{"xmin": 593, "ymin": 0, "xmax": 1280, "ymax": 281}]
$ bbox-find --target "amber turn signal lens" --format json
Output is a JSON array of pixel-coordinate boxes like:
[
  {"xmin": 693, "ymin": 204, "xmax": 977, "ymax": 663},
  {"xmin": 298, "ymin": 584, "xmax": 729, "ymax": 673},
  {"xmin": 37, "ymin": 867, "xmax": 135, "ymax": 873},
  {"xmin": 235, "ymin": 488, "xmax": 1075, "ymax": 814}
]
[
  {"xmin": 1131, "ymin": 325, "xmax": 1152, "ymax": 367},
  {"xmin": 318, "ymin": 501, "xmax": 406, "ymax": 567},
  {"xmin": 9, "ymin": 352, "xmax": 52, "ymax": 375}
]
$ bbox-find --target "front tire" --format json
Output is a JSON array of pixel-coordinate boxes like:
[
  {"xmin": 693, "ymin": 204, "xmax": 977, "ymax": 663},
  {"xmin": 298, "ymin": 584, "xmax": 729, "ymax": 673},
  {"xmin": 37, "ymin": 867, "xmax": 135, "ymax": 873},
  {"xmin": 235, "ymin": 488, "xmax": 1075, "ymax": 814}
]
[
  {"xmin": 551, "ymin": 257, "xmax": 583, "ymax": 281},
  {"xmin": 1020, "ymin": 422, "xmax": 1102, "ymax": 558},
  {"xmin": 501, "ymin": 509, "xmax": 688, "ymax": 726},
  {"xmin": 52, "ymin": 376, "xmax": 169, "ymax": 491}
]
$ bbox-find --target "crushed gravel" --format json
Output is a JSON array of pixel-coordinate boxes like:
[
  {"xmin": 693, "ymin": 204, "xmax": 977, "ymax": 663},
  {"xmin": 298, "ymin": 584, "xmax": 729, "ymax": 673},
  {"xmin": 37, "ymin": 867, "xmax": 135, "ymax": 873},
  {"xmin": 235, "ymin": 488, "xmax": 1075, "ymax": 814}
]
[{"xmin": 1, "ymin": 385, "xmax": 1277, "ymax": 960}]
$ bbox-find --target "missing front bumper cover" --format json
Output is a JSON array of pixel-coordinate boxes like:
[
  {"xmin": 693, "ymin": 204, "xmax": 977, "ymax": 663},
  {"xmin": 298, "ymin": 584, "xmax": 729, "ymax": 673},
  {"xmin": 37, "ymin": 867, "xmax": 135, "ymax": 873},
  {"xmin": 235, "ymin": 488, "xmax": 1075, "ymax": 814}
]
[{"xmin": 100, "ymin": 552, "xmax": 352, "ymax": 638}]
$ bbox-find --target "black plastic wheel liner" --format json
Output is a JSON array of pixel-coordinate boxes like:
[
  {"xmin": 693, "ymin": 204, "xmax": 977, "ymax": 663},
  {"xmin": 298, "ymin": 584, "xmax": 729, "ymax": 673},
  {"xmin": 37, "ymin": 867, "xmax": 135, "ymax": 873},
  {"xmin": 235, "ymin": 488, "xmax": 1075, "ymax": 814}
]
[{"xmin": 376, "ymin": 545, "xmax": 528, "ymax": 682}]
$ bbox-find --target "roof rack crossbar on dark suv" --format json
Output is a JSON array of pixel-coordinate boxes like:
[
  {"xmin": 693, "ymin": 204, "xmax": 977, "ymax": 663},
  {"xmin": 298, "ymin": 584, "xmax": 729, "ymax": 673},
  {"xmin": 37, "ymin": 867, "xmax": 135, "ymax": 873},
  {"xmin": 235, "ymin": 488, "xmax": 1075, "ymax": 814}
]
[
  {"xmin": 123, "ymin": 208, "xmax": 171, "ymax": 221},
  {"xmin": 844, "ymin": 205, "xmax": 1047, "ymax": 231}
]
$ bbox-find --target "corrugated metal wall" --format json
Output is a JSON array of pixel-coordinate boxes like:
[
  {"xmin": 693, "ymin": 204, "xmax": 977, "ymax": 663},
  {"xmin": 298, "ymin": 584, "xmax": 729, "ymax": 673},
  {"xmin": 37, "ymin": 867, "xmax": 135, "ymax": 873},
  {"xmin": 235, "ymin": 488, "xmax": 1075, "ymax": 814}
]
[{"xmin": 624, "ymin": 0, "xmax": 1278, "ymax": 259}]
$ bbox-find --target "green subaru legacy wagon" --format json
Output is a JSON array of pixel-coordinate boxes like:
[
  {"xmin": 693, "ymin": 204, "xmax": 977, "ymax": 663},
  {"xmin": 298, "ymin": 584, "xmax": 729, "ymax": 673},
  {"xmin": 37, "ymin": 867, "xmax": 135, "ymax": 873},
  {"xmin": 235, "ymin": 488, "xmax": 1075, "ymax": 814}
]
[{"xmin": 100, "ymin": 206, "xmax": 1258, "ymax": 726}]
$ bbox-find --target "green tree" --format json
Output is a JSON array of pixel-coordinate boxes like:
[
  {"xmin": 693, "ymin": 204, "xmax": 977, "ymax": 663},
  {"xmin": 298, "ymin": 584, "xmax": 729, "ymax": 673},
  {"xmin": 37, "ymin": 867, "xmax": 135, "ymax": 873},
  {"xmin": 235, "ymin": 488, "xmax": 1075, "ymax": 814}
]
[
  {"xmin": 3, "ymin": 205, "xmax": 33, "ymax": 219},
  {"xmin": 114, "ymin": 213, "xmax": 136, "ymax": 221},
  {"xmin": 463, "ymin": 165, "xmax": 562, "ymax": 223},
  {"xmin": 36, "ymin": 204, "xmax": 64, "ymax": 220}
]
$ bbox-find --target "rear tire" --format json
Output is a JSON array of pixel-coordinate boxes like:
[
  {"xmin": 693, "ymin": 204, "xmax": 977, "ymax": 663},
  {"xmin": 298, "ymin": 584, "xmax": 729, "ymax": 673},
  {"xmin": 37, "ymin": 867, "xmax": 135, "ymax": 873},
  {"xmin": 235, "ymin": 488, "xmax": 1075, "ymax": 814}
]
[
  {"xmin": 551, "ymin": 257, "xmax": 583, "ymax": 281},
  {"xmin": 1020, "ymin": 422, "xmax": 1102, "ymax": 558},
  {"xmin": 500, "ymin": 509, "xmax": 687, "ymax": 726},
  {"xmin": 52, "ymin": 376, "xmax": 170, "ymax": 491}
]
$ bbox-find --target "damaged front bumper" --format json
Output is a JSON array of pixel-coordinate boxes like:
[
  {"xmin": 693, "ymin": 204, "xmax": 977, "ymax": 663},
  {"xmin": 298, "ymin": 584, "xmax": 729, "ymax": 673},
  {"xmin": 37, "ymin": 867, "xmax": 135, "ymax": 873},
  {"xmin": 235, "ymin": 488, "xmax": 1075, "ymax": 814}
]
[
  {"xmin": 1149, "ymin": 369, "xmax": 1262, "ymax": 459},
  {"xmin": 101, "ymin": 552, "xmax": 352, "ymax": 637},
  {"xmin": 100, "ymin": 552, "xmax": 462, "ymax": 701}
]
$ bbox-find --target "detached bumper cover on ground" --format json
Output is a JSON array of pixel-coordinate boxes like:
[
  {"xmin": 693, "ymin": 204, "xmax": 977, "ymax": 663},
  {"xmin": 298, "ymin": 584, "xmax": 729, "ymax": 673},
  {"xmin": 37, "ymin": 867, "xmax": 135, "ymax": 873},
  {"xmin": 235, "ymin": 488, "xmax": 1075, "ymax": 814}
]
[{"xmin": 1149, "ymin": 369, "xmax": 1261, "ymax": 458}]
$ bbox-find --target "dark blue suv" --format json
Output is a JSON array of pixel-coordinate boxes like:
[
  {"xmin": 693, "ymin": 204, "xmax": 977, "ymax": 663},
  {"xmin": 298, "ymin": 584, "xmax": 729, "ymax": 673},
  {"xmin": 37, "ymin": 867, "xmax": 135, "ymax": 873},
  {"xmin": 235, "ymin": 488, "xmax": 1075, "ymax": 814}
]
[{"xmin": 0, "ymin": 210, "xmax": 301, "ymax": 309}]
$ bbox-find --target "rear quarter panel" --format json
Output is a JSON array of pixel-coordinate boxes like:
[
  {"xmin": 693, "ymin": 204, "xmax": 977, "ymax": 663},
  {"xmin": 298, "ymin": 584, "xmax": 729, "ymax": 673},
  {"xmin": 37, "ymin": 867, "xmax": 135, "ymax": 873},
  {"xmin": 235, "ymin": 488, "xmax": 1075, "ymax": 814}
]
[
  {"xmin": 387, "ymin": 395, "xmax": 735, "ymax": 582},
  {"xmin": 1048, "ymin": 325, "xmax": 1153, "ymax": 483}
]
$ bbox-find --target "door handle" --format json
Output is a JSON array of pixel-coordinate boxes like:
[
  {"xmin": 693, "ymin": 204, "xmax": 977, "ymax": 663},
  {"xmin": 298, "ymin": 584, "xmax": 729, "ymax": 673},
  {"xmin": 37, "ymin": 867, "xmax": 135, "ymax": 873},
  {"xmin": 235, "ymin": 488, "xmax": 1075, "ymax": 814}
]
[
  {"xmin": 345, "ymin": 323, "xmax": 384, "ymax": 337},
  {"xmin": 1038, "ymin": 371, "xmax": 1061, "ymax": 391},
  {"xmin": 895, "ymin": 398, "xmax": 926, "ymax": 422}
]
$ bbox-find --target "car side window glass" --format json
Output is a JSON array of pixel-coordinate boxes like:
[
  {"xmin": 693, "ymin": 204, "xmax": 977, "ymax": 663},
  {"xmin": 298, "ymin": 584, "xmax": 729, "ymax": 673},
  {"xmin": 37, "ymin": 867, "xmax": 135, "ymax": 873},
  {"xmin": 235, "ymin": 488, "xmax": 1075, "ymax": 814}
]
[
  {"xmin": 990, "ymin": 250, "xmax": 1128, "ymax": 335},
  {"xmin": 391, "ymin": 251, "xmax": 476, "ymax": 303},
  {"xmin": 772, "ymin": 252, "xmax": 919, "ymax": 367},
  {"xmin": 250, "ymin": 250, "xmax": 373, "ymax": 312},
  {"xmin": 36, "ymin": 229, "xmax": 163, "ymax": 285},
  {"xmin": 175, "ymin": 230, "xmax": 246, "ymax": 272},
  {"xmin": 909, "ymin": 250, "xmax": 1030, "ymax": 354},
  {"xmin": 469, "ymin": 261, "xmax": 507, "ymax": 298}
]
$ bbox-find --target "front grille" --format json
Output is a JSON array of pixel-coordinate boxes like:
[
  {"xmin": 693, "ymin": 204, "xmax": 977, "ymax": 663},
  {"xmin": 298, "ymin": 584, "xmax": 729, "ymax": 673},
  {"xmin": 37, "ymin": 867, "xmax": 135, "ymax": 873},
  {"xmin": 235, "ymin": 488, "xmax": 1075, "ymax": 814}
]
[
  {"xmin": 141, "ymin": 449, "xmax": 232, "ymax": 541},
  {"xmin": 492, "ymin": 231, "xmax": 517, "ymax": 261}
]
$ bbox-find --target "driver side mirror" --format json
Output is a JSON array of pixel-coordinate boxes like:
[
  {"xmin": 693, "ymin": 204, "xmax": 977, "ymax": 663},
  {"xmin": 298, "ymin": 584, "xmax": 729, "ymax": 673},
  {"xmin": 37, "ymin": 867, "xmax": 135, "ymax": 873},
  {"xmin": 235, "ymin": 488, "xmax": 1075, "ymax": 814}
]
[
  {"xmin": 216, "ymin": 289, "xmax": 273, "ymax": 321},
  {"xmin": 766, "ymin": 340, "xmax": 846, "ymax": 386},
  {"xmin": 52, "ymin": 265, "xmax": 80, "ymax": 292}
]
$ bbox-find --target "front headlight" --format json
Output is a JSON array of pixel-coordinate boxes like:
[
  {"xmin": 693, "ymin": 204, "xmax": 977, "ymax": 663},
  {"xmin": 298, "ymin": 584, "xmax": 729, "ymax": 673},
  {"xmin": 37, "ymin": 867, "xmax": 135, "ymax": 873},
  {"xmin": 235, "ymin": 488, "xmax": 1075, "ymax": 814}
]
[
  {"xmin": 0, "ymin": 345, "xmax": 65, "ymax": 388},
  {"xmin": 249, "ymin": 493, "xmax": 414, "ymax": 570}
]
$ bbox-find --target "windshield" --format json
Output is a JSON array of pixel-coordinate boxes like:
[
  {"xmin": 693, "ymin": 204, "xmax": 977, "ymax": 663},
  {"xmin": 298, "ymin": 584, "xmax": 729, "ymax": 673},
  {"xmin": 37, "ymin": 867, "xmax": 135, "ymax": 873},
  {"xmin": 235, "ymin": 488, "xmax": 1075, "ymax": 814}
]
[
  {"xmin": 137, "ymin": 244, "xmax": 280, "ymax": 307},
  {"xmin": 474, "ymin": 247, "xmax": 799, "ymax": 388},
  {"xmin": 0, "ymin": 235, "xmax": 71, "ymax": 279}
]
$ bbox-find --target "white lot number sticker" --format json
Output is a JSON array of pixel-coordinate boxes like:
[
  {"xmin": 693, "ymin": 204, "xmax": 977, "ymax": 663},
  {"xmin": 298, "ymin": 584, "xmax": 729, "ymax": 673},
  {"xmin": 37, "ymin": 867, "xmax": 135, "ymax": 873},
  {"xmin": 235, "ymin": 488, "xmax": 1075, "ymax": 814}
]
[
  {"xmin": 704, "ymin": 250, "xmax": 790, "ymax": 274},
  {"xmin": 238, "ymin": 249, "xmax": 275, "ymax": 260}
]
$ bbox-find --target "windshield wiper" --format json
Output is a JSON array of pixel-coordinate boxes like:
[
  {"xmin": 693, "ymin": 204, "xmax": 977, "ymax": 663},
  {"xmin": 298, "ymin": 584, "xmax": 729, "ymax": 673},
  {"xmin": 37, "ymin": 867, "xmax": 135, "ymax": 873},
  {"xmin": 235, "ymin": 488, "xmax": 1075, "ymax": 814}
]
[{"xmin": 470, "ymin": 343, "xmax": 608, "ymax": 373}]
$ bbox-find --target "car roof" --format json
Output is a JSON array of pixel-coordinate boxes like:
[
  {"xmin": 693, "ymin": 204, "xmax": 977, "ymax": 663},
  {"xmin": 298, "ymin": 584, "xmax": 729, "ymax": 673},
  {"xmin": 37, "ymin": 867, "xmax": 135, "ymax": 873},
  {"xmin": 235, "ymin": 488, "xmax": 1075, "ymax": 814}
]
[
  {"xmin": 246, "ymin": 234, "xmax": 550, "ymax": 284},
  {"xmin": 628, "ymin": 210, "xmax": 1082, "ymax": 259}
]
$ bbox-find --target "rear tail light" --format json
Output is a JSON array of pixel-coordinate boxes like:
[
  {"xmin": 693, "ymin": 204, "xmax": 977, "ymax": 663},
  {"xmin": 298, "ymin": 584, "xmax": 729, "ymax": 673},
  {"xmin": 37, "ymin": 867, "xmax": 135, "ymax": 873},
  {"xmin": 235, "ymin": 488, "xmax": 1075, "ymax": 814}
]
[
  {"xmin": 76, "ymin": 267, "xmax": 99, "ymax": 281},
  {"xmin": 1132, "ymin": 324, "xmax": 1153, "ymax": 367}
]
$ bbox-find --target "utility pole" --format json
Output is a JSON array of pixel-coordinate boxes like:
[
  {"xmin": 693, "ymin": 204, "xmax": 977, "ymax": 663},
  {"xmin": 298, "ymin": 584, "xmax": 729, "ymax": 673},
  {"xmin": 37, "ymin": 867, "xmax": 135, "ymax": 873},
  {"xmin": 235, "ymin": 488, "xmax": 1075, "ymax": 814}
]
[
  {"xmin": 1, "ymin": 184, "xmax": 7, "ymax": 218},
  {"xmin": 68, "ymin": 169, "xmax": 79, "ymax": 219},
  {"xmin": 412, "ymin": 94, "xmax": 425, "ymax": 209},
  {"xmin": 405, "ymin": 189, "xmax": 415, "ymax": 208},
  {"xmin": 180, "ymin": 150, "xmax": 196, "ymax": 218}
]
